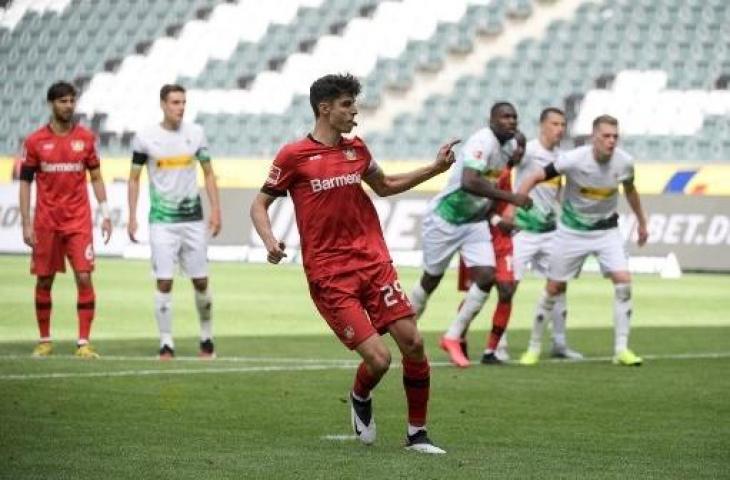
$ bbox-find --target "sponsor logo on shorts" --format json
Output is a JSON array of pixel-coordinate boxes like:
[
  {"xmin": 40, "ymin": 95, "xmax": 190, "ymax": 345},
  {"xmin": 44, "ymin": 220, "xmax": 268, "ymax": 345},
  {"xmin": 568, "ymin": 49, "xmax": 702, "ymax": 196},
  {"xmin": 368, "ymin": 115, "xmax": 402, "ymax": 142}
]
[
  {"xmin": 343, "ymin": 325, "xmax": 355, "ymax": 340},
  {"xmin": 266, "ymin": 165, "xmax": 282, "ymax": 185},
  {"xmin": 310, "ymin": 172, "xmax": 361, "ymax": 193},
  {"xmin": 71, "ymin": 140, "xmax": 85, "ymax": 152},
  {"xmin": 85, "ymin": 243, "xmax": 94, "ymax": 261},
  {"xmin": 40, "ymin": 162, "xmax": 84, "ymax": 173}
]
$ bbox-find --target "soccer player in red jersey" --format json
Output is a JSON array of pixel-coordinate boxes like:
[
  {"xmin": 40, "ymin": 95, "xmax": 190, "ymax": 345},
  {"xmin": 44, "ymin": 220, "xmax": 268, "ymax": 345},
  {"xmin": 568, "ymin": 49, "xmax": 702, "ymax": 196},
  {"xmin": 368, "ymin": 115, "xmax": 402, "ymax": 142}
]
[
  {"xmin": 250, "ymin": 74, "xmax": 459, "ymax": 454},
  {"xmin": 454, "ymin": 132, "xmax": 526, "ymax": 365},
  {"xmin": 18, "ymin": 82, "xmax": 112, "ymax": 359}
]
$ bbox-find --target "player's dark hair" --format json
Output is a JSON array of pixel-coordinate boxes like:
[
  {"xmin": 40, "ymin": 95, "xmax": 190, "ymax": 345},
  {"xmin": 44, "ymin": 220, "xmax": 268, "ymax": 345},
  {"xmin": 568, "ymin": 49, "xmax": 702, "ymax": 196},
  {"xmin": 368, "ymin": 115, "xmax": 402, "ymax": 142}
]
[
  {"xmin": 592, "ymin": 114, "xmax": 618, "ymax": 130},
  {"xmin": 539, "ymin": 107, "xmax": 565, "ymax": 122},
  {"xmin": 309, "ymin": 73, "xmax": 361, "ymax": 117},
  {"xmin": 160, "ymin": 84, "xmax": 186, "ymax": 101},
  {"xmin": 46, "ymin": 82, "xmax": 77, "ymax": 102},
  {"xmin": 490, "ymin": 101, "xmax": 515, "ymax": 119}
]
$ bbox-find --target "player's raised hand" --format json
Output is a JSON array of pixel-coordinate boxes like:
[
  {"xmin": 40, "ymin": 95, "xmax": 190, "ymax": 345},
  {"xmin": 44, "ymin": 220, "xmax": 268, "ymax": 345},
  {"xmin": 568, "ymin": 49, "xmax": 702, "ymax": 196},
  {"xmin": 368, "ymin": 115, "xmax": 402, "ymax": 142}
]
[
  {"xmin": 101, "ymin": 218, "xmax": 112, "ymax": 244},
  {"xmin": 22, "ymin": 223, "xmax": 35, "ymax": 248},
  {"xmin": 266, "ymin": 240, "xmax": 287, "ymax": 264},
  {"xmin": 636, "ymin": 222, "xmax": 648, "ymax": 247},
  {"xmin": 434, "ymin": 139, "xmax": 461, "ymax": 173},
  {"xmin": 127, "ymin": 217, "xmax": 138, "ymax": 243},
  {"xmin": 209, "ymin": 209, "xmax": 222, "ymax": 237}
]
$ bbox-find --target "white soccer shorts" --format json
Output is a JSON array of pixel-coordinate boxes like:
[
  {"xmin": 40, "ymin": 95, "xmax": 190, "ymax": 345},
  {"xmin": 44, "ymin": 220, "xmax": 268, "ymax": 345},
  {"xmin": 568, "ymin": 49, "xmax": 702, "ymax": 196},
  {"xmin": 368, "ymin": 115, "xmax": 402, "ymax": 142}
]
[
  {"xmin": 150, "ymin": 221, "xmax": 208, "ymax": 279},
  {"xmin": 421, "ymin": 212, "xmax": 495, "ymax": 276},
  {"xmin": 548, "ymin": 226, "xmax": 628, "ymax": 281},
  {"xmin": 513, "ymin": 230, "xmax": 555, "ymax": 281}
]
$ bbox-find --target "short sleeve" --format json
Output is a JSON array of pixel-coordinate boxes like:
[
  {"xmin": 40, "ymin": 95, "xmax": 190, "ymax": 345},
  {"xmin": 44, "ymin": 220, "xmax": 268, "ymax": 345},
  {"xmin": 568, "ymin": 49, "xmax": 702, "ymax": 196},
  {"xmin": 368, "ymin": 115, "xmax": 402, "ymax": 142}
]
[
  {"xmin": 131, "ymin": 132, "xmax": 148, "ymax": 166},
  {"xmin": 462, "ymin": 131, "xmax": 495, "ymax": 172},
  {"xmin": 553, "ymin": 150, "xmax": 576, "ymax": 174},
  {"xmin": 361, "ymin": 143, "xmax": 378, "ymax": 177},
  {"xmin": 21, "ymin": 137, "xmax": 38, "ymax": 168},
  {"xmin": 261, "ymin": 145, "xmax": 297, "ymax": 197},
  {"xmin": 195, "ymin": 128, "xmax": 211, "ymax": 163},
  {"xmin": 85, "ymin": 134, "xmax": 100, "ymax": 170},
  {"xmin": 618, "ymin": 157, "xmax": 635, "ymax": 183}
]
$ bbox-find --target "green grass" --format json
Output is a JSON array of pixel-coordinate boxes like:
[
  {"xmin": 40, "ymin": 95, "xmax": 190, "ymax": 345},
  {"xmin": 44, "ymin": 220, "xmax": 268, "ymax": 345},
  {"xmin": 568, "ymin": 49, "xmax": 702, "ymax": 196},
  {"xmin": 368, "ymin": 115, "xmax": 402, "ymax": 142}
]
[{"xmin": 1, "ymin": 256, "xmax": 729, "ymax": 479}]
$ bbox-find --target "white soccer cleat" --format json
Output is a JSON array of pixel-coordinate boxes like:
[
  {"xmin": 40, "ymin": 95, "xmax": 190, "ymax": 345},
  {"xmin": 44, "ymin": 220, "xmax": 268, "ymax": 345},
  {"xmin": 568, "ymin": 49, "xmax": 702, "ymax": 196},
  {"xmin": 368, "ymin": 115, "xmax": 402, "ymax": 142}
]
[
  {"xmin": 495, "ymin": 345, "xmax": 510, "ymax": 362},
  {"xmin": 405, "ymin": 430, "xmax": 446, "ymax": 454},
  {"xmin": 550, "ymin": 345, "xmax": 584, "ymax": 360},
  {"xmin": 350, "ymin": 393, "xmax": 376, "ymax": 445}
]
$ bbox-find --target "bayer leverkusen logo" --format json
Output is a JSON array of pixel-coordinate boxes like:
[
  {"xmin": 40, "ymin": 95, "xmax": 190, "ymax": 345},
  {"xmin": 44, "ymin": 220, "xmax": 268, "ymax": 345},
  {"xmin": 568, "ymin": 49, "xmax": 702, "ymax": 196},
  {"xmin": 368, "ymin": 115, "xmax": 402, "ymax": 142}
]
[
  {"xmin": 343, "ymin": 148, "xmax": 357, "ymax": 161},
  {"xmin": 71, "ymin": 140, "xmax": 85, "ymax": 152}
]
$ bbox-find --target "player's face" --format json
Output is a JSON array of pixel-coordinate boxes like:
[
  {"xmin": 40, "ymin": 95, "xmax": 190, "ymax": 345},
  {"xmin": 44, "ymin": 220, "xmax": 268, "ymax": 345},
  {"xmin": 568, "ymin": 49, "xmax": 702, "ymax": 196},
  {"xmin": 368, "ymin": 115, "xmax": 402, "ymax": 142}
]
[
  {"xmin": 491, "ymin": 106, "xmax": 518, "ymax": 138},
  {"xmin": 593, "ymin": 123, "xmax": 619, "ymax": 161},
  {"xmin": 50, "ymin": 95, "xmax": 76, "ymax": 123},
  {"xmin": 324, "ymin": 94, "xmax": 358, "ymax": 133},
  {"xmin": 541, "ymin": 112, "xmax": 566, "ymax": 146},
  {"xmin": 161, "ymin": 92, "xmax": 186, "ymax": 127}
]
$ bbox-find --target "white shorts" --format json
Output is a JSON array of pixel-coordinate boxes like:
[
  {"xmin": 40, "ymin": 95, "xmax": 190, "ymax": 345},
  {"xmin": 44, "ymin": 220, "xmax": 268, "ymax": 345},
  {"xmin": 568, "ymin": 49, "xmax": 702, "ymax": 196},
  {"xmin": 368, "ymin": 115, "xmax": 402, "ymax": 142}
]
[
  {"xmin": 548, "ymin": 226, "xmax": 628, "ymax": 282},
  {"xmin": 513, "ymin": 230, "xmax": 555, "ymax": 281},
  {"xmin": 421, "ymin": 212, "xmax": 495, "ymax": 276},
  {"xmin": 150, "ymin": 221, "xmax": 208, "ymax": 279}
]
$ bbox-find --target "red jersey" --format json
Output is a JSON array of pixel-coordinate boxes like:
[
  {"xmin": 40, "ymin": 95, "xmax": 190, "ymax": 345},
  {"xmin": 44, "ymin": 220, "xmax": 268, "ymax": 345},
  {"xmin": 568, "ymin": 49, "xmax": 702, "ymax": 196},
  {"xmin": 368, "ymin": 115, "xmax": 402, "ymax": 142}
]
[
  {"xmin": 22, "ymin": 124, "xmax": 99, "ymax": 232},
  {"xmin": 262, "ymin": 135, "xmax": 390, "ymax": 281}
]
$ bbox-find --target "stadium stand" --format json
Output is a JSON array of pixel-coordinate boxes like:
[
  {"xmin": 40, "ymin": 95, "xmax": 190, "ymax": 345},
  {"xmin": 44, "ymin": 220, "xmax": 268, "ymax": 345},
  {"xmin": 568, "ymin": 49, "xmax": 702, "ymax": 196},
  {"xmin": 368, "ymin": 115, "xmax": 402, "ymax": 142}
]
[{"xmin": 0, "ymin": 0, "xmax": 728, "ymax": 161}]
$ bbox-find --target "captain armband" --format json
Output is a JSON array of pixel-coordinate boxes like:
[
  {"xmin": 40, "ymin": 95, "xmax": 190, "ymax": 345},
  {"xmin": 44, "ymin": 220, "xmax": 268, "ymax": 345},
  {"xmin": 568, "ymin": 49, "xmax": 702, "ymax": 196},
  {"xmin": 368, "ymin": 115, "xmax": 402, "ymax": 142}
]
[{"xmin": 543, "ymin": 163, "xmax": 559, "ymax": 180}]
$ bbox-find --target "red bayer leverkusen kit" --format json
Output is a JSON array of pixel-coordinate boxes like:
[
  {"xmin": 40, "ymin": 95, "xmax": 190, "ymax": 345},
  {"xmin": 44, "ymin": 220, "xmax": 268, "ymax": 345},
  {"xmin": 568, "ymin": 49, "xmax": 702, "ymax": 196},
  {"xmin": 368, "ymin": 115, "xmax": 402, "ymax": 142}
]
[
  {"xmin": 21, "ymin": 124, "xmax": 100, "ymax": 274},
  {"xmin": 262, "ymin": 134, "xmax": 391, "ymax": 280}
]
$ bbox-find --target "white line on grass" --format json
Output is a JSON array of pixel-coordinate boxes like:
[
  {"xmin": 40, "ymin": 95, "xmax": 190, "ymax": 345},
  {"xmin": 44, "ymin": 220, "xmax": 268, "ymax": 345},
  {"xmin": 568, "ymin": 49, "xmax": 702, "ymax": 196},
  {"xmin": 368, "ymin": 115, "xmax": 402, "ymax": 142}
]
[{"xmin": 1, "ymin": 351, "xmax": 729, "ymax": 381}]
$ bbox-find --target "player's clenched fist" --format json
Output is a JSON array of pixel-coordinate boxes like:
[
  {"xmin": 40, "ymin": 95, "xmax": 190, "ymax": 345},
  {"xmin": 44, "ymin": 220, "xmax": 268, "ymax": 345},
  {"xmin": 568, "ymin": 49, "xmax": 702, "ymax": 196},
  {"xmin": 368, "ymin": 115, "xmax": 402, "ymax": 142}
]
[{"xmin": 265, "ymin": 240, "xmax": 287, "ymax": 264}]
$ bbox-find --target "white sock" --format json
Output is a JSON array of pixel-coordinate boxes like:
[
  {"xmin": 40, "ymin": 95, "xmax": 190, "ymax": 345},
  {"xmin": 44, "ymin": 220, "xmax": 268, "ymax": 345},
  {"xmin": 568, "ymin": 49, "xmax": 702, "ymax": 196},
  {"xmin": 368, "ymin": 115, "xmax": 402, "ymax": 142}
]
[
  {"xmin": 410, "ymin": 282, "xmax": 430, "ymax": 321},
  {"xmin": 550, "ymin": 293, "xmax": 567, "ymax": 348},
  {"xmin": 155, "ymin": 291, "xmax": 173, "ymax": 349},
  {"xmin": 497, "ymin": 332, "xmax": 508, "ymax": 350},
  {"xmin": 445, "ymin": 284, "xmax": 488, "ymax": 339},
  {"xmin": 613, "ymin": 283, "xmax": 632, "ymax": 354},
  {"xmin": 528, "ymin": 292, "xmax": 557, "ymax": 353},
  {"xmin": 408, "ymin": 423, "xmax": 426, "ymax": 436},
  {"xmin": 195, "ymin": 288, "xmax": 213, "ymax": 341}
]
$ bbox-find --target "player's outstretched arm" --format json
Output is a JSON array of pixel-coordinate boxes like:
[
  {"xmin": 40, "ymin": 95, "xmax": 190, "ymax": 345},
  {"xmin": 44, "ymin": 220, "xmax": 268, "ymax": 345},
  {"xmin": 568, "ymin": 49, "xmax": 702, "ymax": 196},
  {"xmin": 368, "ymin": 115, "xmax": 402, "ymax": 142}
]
[
  {"xmin": 462, "ymin": 169, "xmax": 532, "ymax": 208},
  {"xmin": 516, "ymin": 163, "xmax": 555, "ymax": 199},
  {"xmin": 127, "ymin": 166, "xmax": 142, "ymax": 243},
  {"xmin": 201, "ymin": 162, "xmax": 222, "ymax": 237},
  {"xmin": 364, "ymin": 139, "xmax": 460, "ymax": 197},
  {"xmin": 89, "ymin": 167, "xmax": 112, "ymax": 244},
  {"xmin": 623, "ymin": 180, "xmax": 648, "ymax": 246},
  {"xmin": 250, "ymin": 192, "xmax": 287, "ymax": 264}
]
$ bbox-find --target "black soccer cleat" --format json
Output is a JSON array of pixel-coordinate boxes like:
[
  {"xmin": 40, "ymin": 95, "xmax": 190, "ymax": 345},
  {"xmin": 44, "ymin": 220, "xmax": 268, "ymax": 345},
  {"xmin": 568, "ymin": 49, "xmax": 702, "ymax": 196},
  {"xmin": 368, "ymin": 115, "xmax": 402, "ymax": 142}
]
[
  {"xmin": 199, "ymin": 339, "xmax": 216, "ymax": 359},
  {"xmin": 480, "ymin": 352, "xmax": 504, "ymax": 365},
  {"xmin": 158, "ymin": 344, "xmax": 175, "ymax": 360},
  {"xmin": 405, "ymin": 429, "xmax": 446, "ymax": 454}
]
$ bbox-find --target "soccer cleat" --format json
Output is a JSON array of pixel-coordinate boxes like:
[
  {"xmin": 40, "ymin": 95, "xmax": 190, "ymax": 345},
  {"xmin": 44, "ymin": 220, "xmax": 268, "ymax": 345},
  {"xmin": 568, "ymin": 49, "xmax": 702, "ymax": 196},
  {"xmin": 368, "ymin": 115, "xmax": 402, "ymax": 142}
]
[
  {"xmin": 439, "ymin": 336, "xmax": 470, "ymax": 368},
  {"xmin": 519, "ymin": 350, "xmax": 540, "ymax": 366},
  {"xmin": 495, "ymin": 345, "xmax": 510, "ymax": 362},
  {"xmin": 480, "ymin": 351, "xmax": 503, "ymax": 365},
  {"xmin": 550, "ymin": 345, "xmax": 584, "ymax": 360},
  {"xmin": 31, "ymin": 342, "xmax": 53, "ymax": 358},
  {"xmin": 75, "ymin": 344, "xmax": 100, "ymax": 359},
  {"xmin": 405, "ymin": 430, "xmax": 446, "ymax": 454},
  {"xmin": 350, "ymin": 392, "xmax": 376, "ymax": 445},
  {"xmin": 158, "ymin": 344, "xmax": 175, "ymax": 361},
  {"xmin": 199, "ymin": 339, "xmax": 216, "ymax": 359},
  {"xmin": 612, "ymin": 349, "xmax": 643, "ymax": 366}
]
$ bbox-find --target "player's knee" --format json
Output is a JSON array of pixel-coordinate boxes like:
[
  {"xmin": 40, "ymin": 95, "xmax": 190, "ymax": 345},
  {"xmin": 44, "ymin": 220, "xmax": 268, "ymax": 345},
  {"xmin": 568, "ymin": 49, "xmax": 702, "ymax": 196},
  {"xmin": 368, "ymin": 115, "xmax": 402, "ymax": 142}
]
[
  {"xmin": 497, "ymin": 282, "xmax": 515, "ymax": 303},
  {"xmin": 157, "ymin": 280, "xmax": 173, "ymax": 293},
  {"xmin": 192, "ymin": 277, "xmax": 208, "ymax": 292},
  {"xmin": 369, "ymin": 350, "xmax": 392, "ymax": 375},
  {"xmin": 420, "ymin": 273, "xmax": 442, "ymax": 294},
  {"xmin": 36, "ymin": 276, "xmax": 54, "ymax": 291},
  {"xmin": 474, "ymin": 271, "xmax": 495, "ymax": 292},
  {"xmin": 546, "ymin": 281, "xmax": 565, "ymax": 296},
  {"xmin": 401, "ymin": 332, "xmax": 425, "ymax": 358},
  {"xmin": 75, "ymin": 272, "xmax": 92, "ymax": 289}
]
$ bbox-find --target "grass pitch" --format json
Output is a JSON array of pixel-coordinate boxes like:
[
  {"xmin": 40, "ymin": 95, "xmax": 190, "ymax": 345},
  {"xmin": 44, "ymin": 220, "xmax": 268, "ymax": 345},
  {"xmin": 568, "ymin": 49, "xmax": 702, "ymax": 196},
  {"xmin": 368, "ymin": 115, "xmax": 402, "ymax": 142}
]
[{"xmin": 1, "ymin": 256, "xmax": 728, "ymax": 479}]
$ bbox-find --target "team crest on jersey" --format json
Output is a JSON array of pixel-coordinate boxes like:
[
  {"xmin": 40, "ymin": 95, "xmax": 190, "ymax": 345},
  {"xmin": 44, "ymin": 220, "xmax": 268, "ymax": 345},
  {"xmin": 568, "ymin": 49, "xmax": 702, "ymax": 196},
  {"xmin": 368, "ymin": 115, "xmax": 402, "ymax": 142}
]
[
  {"xmin": 266, "ymin": 165, "xmax": 282, "ymax": 185},
  {"xmin": 343, "ymin": 325, "xmax": 355, "ymax": 340},
  {"xmin": 71, "ymin": 140, "xmax": 85, "ymax": 152},
  {"xmin": 343, "ymin": 148, "xmax": 357, "ymax": 161}
]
